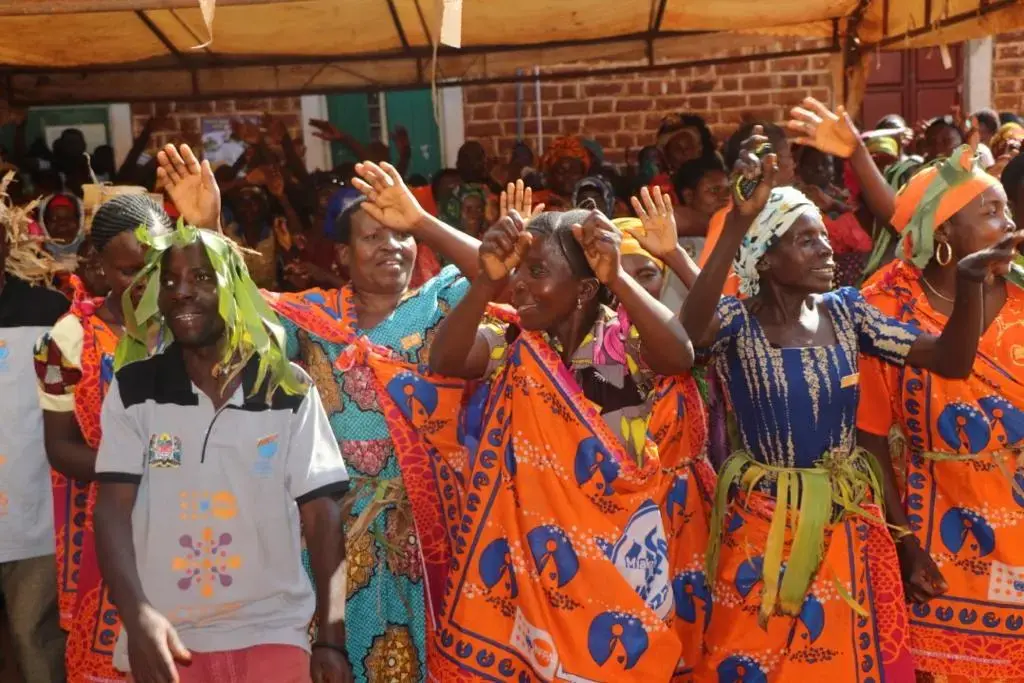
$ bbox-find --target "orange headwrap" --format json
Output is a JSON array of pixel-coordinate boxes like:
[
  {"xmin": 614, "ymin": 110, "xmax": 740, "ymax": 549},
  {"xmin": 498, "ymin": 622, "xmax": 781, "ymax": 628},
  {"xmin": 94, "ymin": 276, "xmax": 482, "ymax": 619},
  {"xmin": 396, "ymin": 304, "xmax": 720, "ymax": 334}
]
[
  {"xmin": 613, "ymin": 218, "xmax": 664, "ymax": 270},
  {"xmin": 890, "ymin": 145, "xmax": 1000, "ymax": 269},
  {"xmin": 541, "ymin": 136, "xmax": 592, "ymax": 174}
]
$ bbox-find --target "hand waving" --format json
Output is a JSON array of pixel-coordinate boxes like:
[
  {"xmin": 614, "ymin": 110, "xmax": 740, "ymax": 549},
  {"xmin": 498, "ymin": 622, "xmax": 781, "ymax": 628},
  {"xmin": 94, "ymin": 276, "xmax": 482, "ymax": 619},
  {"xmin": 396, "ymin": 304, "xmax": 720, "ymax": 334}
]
[
  {"xmin": 731, "ymin": 126, "xmax": 778, "ymax": 220},
  {"xmin": 499, "ymin": 179, "xmax": 545, "ymax": 221},
  {"xmin": 787, "ymin": 97, "xmax": 861, "ymax": 159},
  {"xmin": 479, "ymin": 211, "xmax": 532, "ymax": 283},
  {"xmin": 156, "ymin": 143, "xmax": 222, "ymax": 232},
  {"xmin": 572, "ymin": 211, "xmax": 623, "ymax": 286},
  {"xmin": 629, "ymin": 186, "xmax": 678, "ymax": 258},
  {"xmin": 351, "ymin": 161, "xmax": 426, "ymax": 232},
  {"xmin": 957, "ymin": 231, "xmax": 1024, "ymax": 283}
]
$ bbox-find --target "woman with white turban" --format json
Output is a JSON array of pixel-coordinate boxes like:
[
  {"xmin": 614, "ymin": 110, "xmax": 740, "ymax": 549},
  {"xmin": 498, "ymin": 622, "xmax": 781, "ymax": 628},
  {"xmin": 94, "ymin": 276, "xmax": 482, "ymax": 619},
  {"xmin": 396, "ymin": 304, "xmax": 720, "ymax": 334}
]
[{"xmin": 680, "ymin": 127, "xmax": 1024, "ymax": 681}]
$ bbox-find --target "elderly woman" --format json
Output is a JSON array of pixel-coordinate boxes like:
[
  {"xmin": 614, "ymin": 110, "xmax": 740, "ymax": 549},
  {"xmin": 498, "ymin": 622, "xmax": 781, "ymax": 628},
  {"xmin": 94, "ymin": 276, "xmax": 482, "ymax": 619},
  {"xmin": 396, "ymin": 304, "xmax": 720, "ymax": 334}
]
[
  {"xmin": 682, "ymin": 127, "xmax": 1023, "ymax": 681},
  {"xmin": 427, "ymin": 206, "xmax": 707, "ymax": 681}
]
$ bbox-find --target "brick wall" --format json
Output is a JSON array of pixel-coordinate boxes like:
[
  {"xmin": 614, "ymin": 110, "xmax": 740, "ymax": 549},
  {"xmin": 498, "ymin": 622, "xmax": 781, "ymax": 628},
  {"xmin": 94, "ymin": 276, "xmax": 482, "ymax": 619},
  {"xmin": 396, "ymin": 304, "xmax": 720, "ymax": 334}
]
[
  {"xmin": 992, "ymin": 31, "xmax": 1024, "ymax": 112},
  {"xmin": 462, "ymin": 39, "xmax": 834, "ymax": 166},
  {"xmin": 129, "ymin": 96, "xmax": 303, "ymax": 154}
]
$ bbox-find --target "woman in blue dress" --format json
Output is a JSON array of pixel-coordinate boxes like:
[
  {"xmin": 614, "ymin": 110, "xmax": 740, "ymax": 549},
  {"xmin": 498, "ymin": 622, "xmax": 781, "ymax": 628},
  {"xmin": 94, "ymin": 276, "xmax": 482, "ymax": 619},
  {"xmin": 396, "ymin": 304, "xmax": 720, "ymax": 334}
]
[{"xmin": 681, "ymin": 128, "xmax": 1024, "ymax": 682}]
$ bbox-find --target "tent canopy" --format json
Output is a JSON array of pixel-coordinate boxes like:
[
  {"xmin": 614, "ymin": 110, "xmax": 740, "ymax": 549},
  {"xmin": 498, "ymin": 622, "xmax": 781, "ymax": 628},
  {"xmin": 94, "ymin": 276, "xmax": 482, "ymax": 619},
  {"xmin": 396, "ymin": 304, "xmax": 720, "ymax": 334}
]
[{"xmin": 0, "ymin": 0, "xmax": 1018, "ymax": 104}]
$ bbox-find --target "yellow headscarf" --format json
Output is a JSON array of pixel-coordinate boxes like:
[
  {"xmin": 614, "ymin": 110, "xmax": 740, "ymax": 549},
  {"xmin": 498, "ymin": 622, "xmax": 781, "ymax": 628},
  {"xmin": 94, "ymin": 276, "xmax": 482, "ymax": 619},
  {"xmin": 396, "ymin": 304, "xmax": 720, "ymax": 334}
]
[{"xmin": 613, "ymin": 217, "xmax": 664, "ymax": 270}]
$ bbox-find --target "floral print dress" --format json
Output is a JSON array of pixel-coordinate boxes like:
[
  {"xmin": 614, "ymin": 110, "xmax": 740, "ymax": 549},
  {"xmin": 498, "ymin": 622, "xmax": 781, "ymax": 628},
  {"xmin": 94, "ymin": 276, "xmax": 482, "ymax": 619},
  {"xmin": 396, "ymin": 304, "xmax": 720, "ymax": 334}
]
[{"xmin": 280, "ymin": 265, "xmax": 469, "ymax": 683}]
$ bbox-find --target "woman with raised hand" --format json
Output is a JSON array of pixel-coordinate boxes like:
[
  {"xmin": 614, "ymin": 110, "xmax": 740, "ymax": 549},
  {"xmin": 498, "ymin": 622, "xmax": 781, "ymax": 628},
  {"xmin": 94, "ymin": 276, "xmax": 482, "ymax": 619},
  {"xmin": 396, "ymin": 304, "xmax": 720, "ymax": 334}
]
[
  {"xmin": 427, "ymin": 207, "xmax": 710, "ymax": 681},
  {"xmin": 853, "ymin": 146, "xmax": 1024, "ymax": 682},
  {"xmin": 683, "ymin": 126, "xmax": 1023, "ymax": 682}
]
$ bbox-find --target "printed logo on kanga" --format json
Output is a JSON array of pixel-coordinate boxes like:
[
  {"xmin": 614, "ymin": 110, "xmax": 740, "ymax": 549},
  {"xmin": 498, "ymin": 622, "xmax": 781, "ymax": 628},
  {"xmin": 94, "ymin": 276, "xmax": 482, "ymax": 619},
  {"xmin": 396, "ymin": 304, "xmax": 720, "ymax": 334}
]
[{"xmin": 148, "ymin": 433, "xmax": 183, "ymax": 468}]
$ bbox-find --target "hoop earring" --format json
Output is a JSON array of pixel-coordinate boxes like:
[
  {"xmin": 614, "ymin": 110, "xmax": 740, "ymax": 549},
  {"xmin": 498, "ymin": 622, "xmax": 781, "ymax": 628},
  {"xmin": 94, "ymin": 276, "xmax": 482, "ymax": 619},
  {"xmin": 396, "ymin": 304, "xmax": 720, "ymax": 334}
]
[{"xmin": 936, "ymin": 241, "xmax": 953, "ymax": 267}]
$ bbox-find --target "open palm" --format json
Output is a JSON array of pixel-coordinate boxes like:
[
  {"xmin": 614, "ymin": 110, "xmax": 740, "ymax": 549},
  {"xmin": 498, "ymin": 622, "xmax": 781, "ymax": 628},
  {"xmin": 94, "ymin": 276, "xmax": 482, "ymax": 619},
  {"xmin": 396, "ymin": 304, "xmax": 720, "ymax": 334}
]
[
  {"xmin": 352, "ymin": 161, "xmax": 424, "ymax": 231},
  {"xmin": 157, "ymin": 144, "xmax": 221, "ymax": 231},
  {"xmin": 788, "ymin": 97, "xmax": 860, "ymax": 159},
  {"xmin": 629, "ymin": 186, "xmax": 677, "ymax": 257}
]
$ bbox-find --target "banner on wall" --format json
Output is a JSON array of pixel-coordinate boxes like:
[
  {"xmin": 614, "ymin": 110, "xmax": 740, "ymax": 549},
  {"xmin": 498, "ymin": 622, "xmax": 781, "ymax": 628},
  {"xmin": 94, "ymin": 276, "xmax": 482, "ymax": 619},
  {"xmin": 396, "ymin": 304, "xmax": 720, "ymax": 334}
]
[{"xmin": 200, "ymin": 115, "xmax": 259, "ymax": 167}]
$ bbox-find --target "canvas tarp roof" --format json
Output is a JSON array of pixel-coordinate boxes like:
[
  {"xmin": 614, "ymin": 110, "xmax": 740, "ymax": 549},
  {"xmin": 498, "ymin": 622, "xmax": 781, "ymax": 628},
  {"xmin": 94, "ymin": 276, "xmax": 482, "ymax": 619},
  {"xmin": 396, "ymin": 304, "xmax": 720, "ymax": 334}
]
[{"xmin": 0, "ymin": 0, "xmax": 1019, "ymax": 105}]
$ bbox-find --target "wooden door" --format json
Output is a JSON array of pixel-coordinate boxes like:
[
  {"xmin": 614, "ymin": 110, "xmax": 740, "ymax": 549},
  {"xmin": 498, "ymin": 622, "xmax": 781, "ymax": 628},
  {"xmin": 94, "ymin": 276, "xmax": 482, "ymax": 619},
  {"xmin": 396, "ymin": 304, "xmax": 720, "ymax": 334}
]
[{"xmin": 861, "ymin": 44, "xmax": 963, "ymax": 128}]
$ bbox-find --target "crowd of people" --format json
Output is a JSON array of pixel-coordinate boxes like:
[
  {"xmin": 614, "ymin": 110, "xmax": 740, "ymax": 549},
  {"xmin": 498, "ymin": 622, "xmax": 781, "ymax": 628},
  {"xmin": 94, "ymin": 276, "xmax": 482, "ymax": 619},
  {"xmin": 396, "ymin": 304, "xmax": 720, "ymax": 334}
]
[{"xmin": 0, "ymin": 90, "xmax": 1023, "ymax": 683}]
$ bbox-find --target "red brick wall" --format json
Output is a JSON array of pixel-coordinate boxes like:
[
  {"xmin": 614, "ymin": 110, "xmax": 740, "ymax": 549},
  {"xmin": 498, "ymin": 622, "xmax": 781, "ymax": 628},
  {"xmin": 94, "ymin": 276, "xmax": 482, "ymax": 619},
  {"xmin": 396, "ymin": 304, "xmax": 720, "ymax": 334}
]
[
  {"xmin": 129, "ymin": 96, "xmax": 303, "ymax": 154},
  {"xmin": 462, "ymin": 39, "xmax": 834, "ymax": 166},
  {"xmin": 992, "ymin": 31, "xmax": 1024, "ymax": 113}
]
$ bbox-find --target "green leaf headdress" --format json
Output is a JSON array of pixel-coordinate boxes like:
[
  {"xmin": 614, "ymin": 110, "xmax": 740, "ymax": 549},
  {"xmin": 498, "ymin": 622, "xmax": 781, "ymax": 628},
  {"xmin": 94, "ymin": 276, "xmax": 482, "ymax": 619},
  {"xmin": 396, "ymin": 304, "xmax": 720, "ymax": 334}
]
[{"xmin": 114, "ymin": 220, "xmax": 305, "ymax": 400}]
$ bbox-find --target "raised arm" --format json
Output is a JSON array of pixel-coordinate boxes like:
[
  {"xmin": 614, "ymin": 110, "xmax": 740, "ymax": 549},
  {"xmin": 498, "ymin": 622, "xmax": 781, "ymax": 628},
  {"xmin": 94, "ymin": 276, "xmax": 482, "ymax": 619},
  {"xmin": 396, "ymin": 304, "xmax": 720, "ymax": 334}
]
[
  {"xmin": 157, "ymin": 143, "xmax": 222, "ymax": 232},
  {"xmin": 629, "ymin": 186, "xmax": 700, "ymax": 290},
  {"xmin": 788, "ymin": 97, "xmax": 896, "ymax": 224},
  {"xmin": 574, "ymin": 211, "xmax": 694, "ymax": 375},
  {"xmin": 681, "ymin": 127, "xmax": 777, "ymax": 347},
  {"xmin": 352, "ymin": 161, "xmax": 481, "ymax": 279},
  {"xmin": 428, "ymin": 214, "xmax": 529, "ymax": 378},
  {"xmin": 905, "ymin": 231, "xmax": 1024, "ymax": 377}
]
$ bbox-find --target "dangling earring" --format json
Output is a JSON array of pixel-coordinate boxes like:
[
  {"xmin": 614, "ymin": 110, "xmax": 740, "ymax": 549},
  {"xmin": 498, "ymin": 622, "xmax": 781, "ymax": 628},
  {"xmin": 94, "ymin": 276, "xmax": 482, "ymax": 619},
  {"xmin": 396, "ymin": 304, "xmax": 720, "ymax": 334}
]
[
  {"xmin": 936, "ymin": 241, "xmax": 953, "ymax": 267},
  {"xmin": 576, "ymin": 297, "xmax": 583, "ymax": 311}
]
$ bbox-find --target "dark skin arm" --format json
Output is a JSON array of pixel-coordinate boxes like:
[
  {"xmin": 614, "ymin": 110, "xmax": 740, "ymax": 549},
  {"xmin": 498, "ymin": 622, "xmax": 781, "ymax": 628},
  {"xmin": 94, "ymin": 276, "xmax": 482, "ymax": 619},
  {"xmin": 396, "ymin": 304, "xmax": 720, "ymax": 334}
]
[
  {"xmin": 299, "ymin": 496, "xmax": 352, "ymax": 683},
  {"xmin": 681, "ymin": 127, "xmax": 778, "ymax": 347},
  {"xmin": 858, "ymin": 429, "xmax": 948, "ymax": 604},
  {"xmin": 96, "ymin": 481, "xmax": 191, "ymax": 682},
  {"xmin": 572, "ymin": 211, "xmax": 693, "ymax": 375},
  {"xmin": 681, "ymin": 208, "xmax": 755, "ymax": 348},
  {"xmin": 42, "ymin": 411, "xmax": 97, "ymax": 481},
  {"xmin": 630, "ymin": 186, "xmax": 701, "ymax": 289},
  {"xmin": 427, "ymin": 214, "xmax": 525, "ymax": 379},
  {"xmin": 903, "ymin": 231, "xmax": 1024, "ymax": 378},
  {"xmin": 788, "ymin": 97, "xmax": 896, "ymax": 224}
]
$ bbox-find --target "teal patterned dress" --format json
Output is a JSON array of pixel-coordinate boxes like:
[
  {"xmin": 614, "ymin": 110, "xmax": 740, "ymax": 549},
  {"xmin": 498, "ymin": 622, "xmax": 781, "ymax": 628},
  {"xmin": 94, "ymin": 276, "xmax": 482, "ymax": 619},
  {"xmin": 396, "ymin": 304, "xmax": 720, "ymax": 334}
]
[{"xmin": 280, "ymin": 265, "xmax": 469, "ymax": 683}]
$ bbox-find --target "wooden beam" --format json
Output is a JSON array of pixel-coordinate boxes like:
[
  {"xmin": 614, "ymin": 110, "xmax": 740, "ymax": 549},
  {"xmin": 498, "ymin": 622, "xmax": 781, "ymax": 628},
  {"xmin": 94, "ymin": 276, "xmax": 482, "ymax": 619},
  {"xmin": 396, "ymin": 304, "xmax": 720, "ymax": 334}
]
[
  {"xmin": 0, "ymin": 0, "xmax": 301, "ymax": 16},
  {"xmin": 6, "ymin": 44, "xmax": 839, "ymax": 106},
  {"xmin": 385, "ymin": 0, "xmax": 411, "ymax": 51},
  {"xmin": 135, "ymin": 10, "xmax": 187, "ymax": 63},
  {"xmin": 5, "ymin": 28, "xmax": 709, "ymax": 74},
  {"xmin": 652, "ymin": 0, "xmax": 669, "ymax": 32},
  {"xmin": 875, "ymin": 0, "xmax": 1016, "ymax": 47}
]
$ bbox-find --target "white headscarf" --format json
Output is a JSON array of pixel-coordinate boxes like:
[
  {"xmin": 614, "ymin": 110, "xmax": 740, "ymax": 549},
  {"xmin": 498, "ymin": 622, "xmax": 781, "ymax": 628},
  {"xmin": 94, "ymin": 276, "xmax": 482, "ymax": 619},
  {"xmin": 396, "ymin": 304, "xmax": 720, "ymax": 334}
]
[{"xmin": 733, "ymin": 186, "xmax": 821, "ymax": 297}]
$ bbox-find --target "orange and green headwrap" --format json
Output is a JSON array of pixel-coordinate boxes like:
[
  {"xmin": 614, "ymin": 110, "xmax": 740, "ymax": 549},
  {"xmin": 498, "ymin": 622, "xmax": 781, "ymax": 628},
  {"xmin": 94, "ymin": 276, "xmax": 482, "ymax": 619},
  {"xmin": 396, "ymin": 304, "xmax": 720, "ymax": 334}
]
[
  {"xmin": 542, "ymin": 136, "xmax": 592, "ymax": 174},
  {"xmin": 613, "ymin": 218, "xmax": 664, "ymax": 270},
  {"xmin": 890, "ymin": 144, "xmax": 1000, "ymax": 269}
]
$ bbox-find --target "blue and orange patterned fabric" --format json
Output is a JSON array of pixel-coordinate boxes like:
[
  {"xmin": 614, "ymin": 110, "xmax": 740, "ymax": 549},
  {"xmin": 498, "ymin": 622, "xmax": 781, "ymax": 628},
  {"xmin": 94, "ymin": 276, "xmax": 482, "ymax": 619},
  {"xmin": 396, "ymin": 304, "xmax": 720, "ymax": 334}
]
[
  {"xmin": 694, "ymin": 286, "xmax": 921, "ymax": 681},
  {"xmin": 859, "ymin": 259, "xmax": 1024, "ymax": 681},
  {"xmin": 34, "ymin": 276, "xmax": 124, "ymax": 682},
  {"xmin": 430, "ymin": 307, "xmax": 712, "ymax": 682},
  {"xmin": 264, "ymin": 265, "xmax": 470, "ymax": 683}
]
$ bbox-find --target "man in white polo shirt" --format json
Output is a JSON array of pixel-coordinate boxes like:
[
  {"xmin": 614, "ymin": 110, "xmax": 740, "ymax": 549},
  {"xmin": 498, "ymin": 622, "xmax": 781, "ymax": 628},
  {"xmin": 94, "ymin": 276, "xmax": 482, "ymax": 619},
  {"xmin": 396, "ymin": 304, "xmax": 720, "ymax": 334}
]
[
  {"xmin": 0, "ymin": 181, "xmax": 69, "ymax": 682},
  {"xmin": 93, "ymin": 225, "xmax": 352, "ymax": 683}
]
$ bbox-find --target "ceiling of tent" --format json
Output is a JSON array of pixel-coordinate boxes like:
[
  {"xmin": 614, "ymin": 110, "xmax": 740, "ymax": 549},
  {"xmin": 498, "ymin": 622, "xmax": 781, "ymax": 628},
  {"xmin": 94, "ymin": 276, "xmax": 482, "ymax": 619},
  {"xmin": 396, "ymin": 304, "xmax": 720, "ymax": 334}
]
[{"xmin": 0, "ymin": 0, "xmax": 1018, "ymax": 104}]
